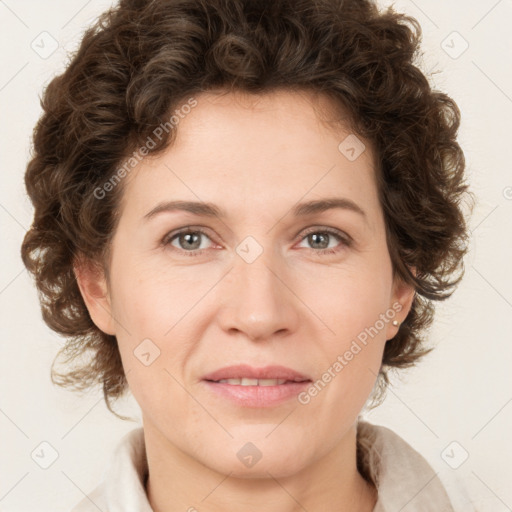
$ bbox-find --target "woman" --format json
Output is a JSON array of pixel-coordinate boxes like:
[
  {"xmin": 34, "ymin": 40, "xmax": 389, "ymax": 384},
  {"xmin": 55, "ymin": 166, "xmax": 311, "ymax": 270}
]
[{"xmin": 21, "ymin": 0, "xmax": 475, "ymax": 510}]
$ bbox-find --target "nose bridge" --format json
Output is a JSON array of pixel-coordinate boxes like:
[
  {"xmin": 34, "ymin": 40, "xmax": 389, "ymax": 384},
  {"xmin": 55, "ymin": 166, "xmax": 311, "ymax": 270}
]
[{"xmin": 218, "ymin": 237, "xmax": 299, "ymax": 341}]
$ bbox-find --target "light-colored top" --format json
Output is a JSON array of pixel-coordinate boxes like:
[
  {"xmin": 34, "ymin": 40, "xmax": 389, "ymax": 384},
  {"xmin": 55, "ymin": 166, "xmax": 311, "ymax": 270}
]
[{"xmin": 71, "ymin": 420, "xmax": 475, "ymax": 512}]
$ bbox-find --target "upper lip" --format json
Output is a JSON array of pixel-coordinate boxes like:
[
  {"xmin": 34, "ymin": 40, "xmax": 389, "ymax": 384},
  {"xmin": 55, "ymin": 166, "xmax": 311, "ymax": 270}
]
[{"xmin": 202, "ymin": 364, "xmax": 311, "ymax": 382}]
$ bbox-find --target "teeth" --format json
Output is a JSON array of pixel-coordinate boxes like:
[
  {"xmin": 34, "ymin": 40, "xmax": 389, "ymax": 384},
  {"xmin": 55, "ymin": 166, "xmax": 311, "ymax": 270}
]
[
  {"xmin": 241, "ymin": 378, "xmax": 259, "ymax": 386},
  {"xmin": 217, "ymin": 378, "xmax": 288, "ymax": 386},
  {"xmin": 258, "ymin": 378, "xmax": 285, "ymax": 386}
]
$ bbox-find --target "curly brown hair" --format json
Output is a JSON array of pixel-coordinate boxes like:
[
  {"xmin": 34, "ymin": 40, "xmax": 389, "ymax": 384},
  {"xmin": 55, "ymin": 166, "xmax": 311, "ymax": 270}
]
[{"xmin": 21, "ymin": 0, "xmax": 472, "ymax": 419}]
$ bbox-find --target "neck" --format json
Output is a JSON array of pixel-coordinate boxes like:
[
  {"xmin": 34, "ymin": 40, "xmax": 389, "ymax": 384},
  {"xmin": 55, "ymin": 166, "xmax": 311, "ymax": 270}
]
[{"xmin": 144, "ymin": 420, "xmax": 378, "ymax": 512}]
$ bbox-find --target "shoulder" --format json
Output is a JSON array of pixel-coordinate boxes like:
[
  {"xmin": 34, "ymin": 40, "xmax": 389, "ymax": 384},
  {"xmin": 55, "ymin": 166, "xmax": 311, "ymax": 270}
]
[
  {"xmin": 356, "ymin": 420, "xmax": 476, "ymax": 512},
  {"xmin": 70, "ymin": 484, "xmax": 108, "ymax": 512},
  {"xmin": 69, "ymin": 427, "xmax": 151, "ymax": 512}
]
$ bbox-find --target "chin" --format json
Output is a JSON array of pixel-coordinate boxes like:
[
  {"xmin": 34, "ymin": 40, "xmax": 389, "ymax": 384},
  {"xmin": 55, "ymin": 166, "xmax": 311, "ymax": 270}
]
[
  {"xmin": 198, "ymin": 434, "xmax": 310, "ymax": 479},
  {"xmin": 210, "ymin": 455, "xmax": 305, "ymax": 480}
]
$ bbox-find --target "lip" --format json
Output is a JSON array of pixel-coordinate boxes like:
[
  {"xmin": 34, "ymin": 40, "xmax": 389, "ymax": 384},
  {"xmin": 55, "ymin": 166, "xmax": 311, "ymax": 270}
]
[
  {"xmin": 201, "ymin": 364, "xmax": 312, "ymax": 408},
  {"xmin": 203, "ymin": 380, "xmax": 311, "ymax": 408},
  {"xmin": 201, "ymin": 364, "xmax": 311, "ymax": 382}
]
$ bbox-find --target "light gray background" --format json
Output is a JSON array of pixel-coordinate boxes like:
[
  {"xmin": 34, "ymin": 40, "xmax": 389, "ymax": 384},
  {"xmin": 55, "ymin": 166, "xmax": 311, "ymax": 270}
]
[{"xmin": 1, "ymin": 0, "xmax": 511, "ymax": 510}]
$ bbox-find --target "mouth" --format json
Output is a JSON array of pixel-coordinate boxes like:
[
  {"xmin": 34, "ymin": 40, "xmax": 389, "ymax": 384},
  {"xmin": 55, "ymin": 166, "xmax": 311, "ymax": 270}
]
[
  {"xmin": 206, "ymin": 377, "xmax": 310, "ymax": 386},
  {"xmin": 201, "ymin": 365, "xmax": 312, "ymax": 407},
  {"xmin": 201, "ymin": 364, "xmax": 311, "ymax": 383}
]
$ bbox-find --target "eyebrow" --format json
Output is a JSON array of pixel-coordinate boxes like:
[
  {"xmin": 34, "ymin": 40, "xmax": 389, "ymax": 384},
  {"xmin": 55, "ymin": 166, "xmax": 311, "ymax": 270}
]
[{"xmin": 143, "ymin": 197, "xmax": 367, "ymax": 222}]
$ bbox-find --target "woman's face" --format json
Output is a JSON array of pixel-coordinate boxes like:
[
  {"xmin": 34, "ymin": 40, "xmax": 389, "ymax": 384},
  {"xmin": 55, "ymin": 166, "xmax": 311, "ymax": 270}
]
[{"xmin": 80, "ymin": 89, "xmax": 413, "ymax": 478}]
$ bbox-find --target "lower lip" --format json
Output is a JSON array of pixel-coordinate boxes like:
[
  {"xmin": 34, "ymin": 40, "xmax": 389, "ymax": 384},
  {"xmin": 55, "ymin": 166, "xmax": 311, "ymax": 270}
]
[{"xmin": 202, "ymin": 380, "xmax": 312, "ymax": 407}]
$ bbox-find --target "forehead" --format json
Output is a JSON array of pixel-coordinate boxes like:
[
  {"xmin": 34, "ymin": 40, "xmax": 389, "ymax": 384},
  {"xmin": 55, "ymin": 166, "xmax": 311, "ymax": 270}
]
[
  {"xmin": 174, "ymin": 87, "xmax": 355, "ymax": 147},
  {"xmin": 117, "ymin": 88, "xmax": 379, "ymax": 223}
]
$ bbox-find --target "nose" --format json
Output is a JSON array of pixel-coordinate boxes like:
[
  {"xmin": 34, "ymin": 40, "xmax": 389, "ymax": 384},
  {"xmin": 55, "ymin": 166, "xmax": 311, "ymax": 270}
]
[{"xmin": 216, "ymin": 247, "xmax": 300, "ymax": 342}]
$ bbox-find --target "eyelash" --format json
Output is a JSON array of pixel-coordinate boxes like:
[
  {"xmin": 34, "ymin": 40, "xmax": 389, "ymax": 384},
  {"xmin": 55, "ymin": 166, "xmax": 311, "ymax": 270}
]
[{"xmin": 161, "ymin": 226, "xmax": 352, "ymax": 258}]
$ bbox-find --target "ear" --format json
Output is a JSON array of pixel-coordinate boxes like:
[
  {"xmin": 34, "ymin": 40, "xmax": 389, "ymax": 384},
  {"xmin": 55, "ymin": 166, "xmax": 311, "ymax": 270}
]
[
  {"xmin": 386, "ymin": 267, "xmax": 416, "ymax": 341},
  {"xmin": 73, "ymin": 255, "xmax": 116, "ymax": 336}
]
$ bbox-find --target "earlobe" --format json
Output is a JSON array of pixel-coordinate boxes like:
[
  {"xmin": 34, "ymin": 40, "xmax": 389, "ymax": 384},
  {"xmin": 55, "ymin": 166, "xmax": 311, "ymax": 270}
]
[
  {"xmin": 387, "ymin": 268, "xmax": 416, "ymax": 340},
  {"xmin": 73, "ymin": 256, "xmax": 116, "ymax": 335}
]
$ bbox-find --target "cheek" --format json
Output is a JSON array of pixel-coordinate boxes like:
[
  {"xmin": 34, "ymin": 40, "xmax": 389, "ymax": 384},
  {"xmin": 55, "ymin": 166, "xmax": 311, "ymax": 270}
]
[
  {"xmin": 109, "ymin": 255, "xmax": 182, "ymax": 334},
  {"xmin": 299, "ymin": 257, "xmax": 392, "ymax": 341},
  {"xmin": 117, "ymin": 327, "xmax": 193, "ymax": 429},
  {"xmin": 295, "ymin": 256, "xmax": 391, "ymax": 407}
]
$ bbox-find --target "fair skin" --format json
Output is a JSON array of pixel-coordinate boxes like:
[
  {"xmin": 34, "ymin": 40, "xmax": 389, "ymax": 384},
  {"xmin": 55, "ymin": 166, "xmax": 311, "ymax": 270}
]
[{"xmin": 76, "ymin": 89, "xmax": 415, "ymax": 512}]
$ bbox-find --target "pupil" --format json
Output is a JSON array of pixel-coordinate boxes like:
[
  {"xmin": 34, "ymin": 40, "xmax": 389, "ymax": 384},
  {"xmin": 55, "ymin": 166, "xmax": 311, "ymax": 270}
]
[
  {"xmin": 182, "ymin": 232, "xmax": 200, "ymax": 249},
  {"xmin": 310, "ymin": 233, "xmax": 328, "ymax": 249}
]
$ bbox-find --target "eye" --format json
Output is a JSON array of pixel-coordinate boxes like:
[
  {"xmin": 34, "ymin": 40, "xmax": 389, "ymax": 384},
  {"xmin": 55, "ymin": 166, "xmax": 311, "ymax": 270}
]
[
  {"xmin": 162, "ymin": 228, "xmax": 214, "ymax": 257},
  {"xmin": 162, "ymin": 226, "xmax": 352, "ymax": 257},
  {"xmin": 296, "ymin": 227, "xmax": 352, "ymax": 255}
]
